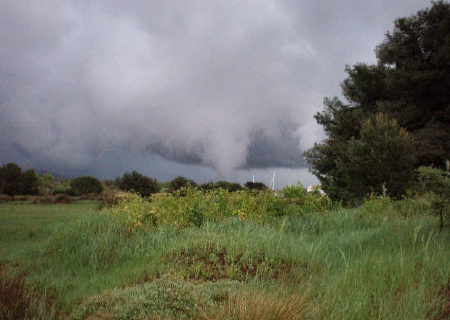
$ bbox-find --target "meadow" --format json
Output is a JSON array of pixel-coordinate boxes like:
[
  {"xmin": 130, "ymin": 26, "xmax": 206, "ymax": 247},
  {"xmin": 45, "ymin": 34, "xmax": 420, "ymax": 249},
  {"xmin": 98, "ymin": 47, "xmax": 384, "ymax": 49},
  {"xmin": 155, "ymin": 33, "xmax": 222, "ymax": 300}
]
[{"xmin": 1, "ymin": 194, "xmax": 450, "ymax": 319}]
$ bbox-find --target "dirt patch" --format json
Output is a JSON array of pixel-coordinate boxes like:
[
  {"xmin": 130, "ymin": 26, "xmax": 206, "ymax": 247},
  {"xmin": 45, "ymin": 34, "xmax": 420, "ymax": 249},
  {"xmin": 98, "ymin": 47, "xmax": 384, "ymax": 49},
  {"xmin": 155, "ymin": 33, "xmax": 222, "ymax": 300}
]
[{"xmin": 165, "ymin": 244, "xmax": 298, "ymax": 282}]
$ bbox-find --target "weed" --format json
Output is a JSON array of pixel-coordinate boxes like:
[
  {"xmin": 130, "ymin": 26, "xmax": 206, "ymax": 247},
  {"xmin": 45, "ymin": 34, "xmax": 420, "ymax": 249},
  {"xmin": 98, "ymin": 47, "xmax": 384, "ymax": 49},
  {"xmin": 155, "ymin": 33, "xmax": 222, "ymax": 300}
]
[{"xmin": 165, "ymin": 244, "xmax": 297, "ymax": 282}]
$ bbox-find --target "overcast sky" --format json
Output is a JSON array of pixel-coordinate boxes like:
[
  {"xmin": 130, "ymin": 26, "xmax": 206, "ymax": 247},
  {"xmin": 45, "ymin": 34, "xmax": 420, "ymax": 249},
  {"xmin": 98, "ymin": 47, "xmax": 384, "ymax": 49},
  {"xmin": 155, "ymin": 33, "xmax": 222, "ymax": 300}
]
[{"xmin": 0, "ymin": 0, "xmax": 433, "ymax": 187}]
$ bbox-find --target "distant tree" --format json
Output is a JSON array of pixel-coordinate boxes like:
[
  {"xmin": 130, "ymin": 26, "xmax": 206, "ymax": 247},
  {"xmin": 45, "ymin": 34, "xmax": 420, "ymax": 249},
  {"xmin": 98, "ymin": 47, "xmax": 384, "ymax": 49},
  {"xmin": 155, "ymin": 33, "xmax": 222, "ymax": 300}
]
[
  {"xmin": 70, "ymin": 176, "xmax": 103, "ymax": 196},
  {"xmin": 39, "ymin": 173, "xmax": 56, "ymax": 195},
  {"xmin": 1, "ymin": 163, "xmax": 24, "ymax": 195},
  {"xmin": 0, "ymin": 167, "xmax": 4, "ymax": 194},
  {"xmin": 169, "ymin": 176, "xmax": 197, "ymax": 192},
  {"xmin": 103, "ymin": 179, "xmax": 116, "ymax": 188},
  {"xmin": 214, "ymin": 181, "xmax": 242, "ymax": 192},
  {"xmin": 157, "ymin": 181, "xmax": 171, "ymax": 193},
  {"xmin": 244, "ymin": 181, "xmax": 267, "ymax": 191},
  {"xmin": 42, "ymin": 173, "xmax": 55, "ymax": 183},
  {"xmin": 303, "ymin": 1, "xmax": 450, "ymax": 200},
  {"xmin": 22, "ymin": 169, "xmax": 40, "ymax": 195},
  {"xmin": 115, "ymin": 171, "xmax": 158, "ymax": 197}
]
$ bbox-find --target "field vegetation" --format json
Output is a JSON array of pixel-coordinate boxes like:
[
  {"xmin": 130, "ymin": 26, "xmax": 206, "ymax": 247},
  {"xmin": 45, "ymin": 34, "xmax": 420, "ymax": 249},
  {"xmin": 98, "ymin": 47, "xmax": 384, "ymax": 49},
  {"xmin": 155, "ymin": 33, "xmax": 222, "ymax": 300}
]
[{"xmin": 1, "ymin": 192, "xmax": 450, "ymax": 319}]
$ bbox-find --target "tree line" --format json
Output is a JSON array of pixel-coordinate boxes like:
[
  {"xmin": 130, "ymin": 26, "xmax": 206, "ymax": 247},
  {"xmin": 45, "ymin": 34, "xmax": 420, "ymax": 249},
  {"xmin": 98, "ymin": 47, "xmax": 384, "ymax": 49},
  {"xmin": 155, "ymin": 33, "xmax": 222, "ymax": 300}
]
[{"xmin": 0, "ymin": 163, "xmax": 269, "ymax": 197}]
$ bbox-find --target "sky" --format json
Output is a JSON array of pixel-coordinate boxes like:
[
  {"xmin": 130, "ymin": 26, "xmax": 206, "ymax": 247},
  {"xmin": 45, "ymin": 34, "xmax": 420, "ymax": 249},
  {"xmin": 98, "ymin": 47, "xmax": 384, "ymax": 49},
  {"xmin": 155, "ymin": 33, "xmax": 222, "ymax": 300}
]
[{"xmin": 0, "ymin": 0, "xmax": 433, "ymax": 187}]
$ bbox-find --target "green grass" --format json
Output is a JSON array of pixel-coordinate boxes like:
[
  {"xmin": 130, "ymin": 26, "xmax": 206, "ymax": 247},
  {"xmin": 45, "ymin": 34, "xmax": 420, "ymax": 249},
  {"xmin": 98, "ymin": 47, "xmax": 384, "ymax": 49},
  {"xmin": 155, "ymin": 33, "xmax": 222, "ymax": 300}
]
[
  {"xmin": 1, "ymin": 199, "xmax": 450, "ymax": 319},
  {"xmin": 0, "ymin": 202, "xmax": 100, "ymax": 263}
]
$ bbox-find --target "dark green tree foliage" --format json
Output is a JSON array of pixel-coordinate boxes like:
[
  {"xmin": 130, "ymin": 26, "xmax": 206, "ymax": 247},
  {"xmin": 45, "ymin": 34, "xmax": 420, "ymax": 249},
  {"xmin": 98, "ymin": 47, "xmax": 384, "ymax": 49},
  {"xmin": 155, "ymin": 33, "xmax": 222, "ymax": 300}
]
[
  {"xmin": 214, "ymin": 181, "xmax": 242, "ymax": 192},
  {"xmin": 22, "ymin": 169, "xmax": 40, "ymax": 195},
  {"xmin": 70, "ymin": 176, "xmax": 103, "ymax": 196},
  {"xmin": 244, "ymin": 181, "xmax": 268, "ymax": 190},
  {"xmin": 0, "ymin": 163, "xmax": 41, "ymax": 195},
  {"xmin": 0, "ymin": 167, "xmax": 4, "ymax": 194},
  {"xmin": 336, "ymin": 114, "xmax": 415, "ymax": 199},
  {"xmin": 200, "ymin": 181, "xmax": 243, "ymax": 192},
  {"xmin": 0, "ymin": 163, "xmax": 24, "ymax": 195},
  {"xmin": 417, "ymin": 161, "xmax": 450, "ymax": 228},
  {"xmin": 304, "ymin": 1, "xmax": 450, "ymax": 200},
  {"xmin": 375, "ymin": 1, "xmax": 450, "ymax": 166},
  {"xmin": 169, "ymin": 176, "xmax": 197, "ymax": 192},
  {"xmin": 115, "ymin": 171, "xmax": 158, "ymax": 197}
]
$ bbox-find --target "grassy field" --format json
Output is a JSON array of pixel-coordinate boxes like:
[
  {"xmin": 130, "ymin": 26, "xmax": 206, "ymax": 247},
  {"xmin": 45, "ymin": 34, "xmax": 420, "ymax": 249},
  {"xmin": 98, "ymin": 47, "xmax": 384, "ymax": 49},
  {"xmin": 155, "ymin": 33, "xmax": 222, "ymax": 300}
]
[{"xmin": 1, "ymin": 199, "xmax": 450, "ymax": 319}]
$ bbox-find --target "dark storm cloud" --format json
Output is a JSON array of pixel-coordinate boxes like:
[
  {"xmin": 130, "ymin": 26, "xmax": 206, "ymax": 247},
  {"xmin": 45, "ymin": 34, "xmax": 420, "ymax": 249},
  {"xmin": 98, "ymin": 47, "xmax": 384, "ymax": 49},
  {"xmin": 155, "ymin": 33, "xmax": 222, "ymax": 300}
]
[{"xmin": 0, "ymin": 0, "xmax": 433, "ymax": 181}]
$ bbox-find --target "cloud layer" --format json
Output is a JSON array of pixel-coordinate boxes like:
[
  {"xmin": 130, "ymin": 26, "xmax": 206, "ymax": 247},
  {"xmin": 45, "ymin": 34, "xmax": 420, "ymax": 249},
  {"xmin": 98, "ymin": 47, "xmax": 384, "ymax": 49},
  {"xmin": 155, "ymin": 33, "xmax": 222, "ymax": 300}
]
[{"xmin": 0, "ymin": 0, "xmax": 432, "ymax": 182}]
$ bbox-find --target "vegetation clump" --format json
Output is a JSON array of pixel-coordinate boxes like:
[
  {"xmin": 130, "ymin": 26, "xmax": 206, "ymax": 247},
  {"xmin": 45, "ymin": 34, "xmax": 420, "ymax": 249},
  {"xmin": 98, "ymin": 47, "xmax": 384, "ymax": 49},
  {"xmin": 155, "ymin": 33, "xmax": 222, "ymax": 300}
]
[
  {"xmin": 417, "ymin": 161, "xmax": 450, "ymax": 229},
  {"xmin": 0, "ymin": 163, "xmax": 40, "ymax": 196},
  {"xmin": 165, "ymin": 244, "xmax": 297, "ymax": 282},
  {"xmin": 105, "ymin": 187, "xmax": 331, "ymax": 230},
  {"xmin": 115, "ymin": 171, "xmax": 158, "ymax": 197},
  {"xmin": 69, "ymin": 176, "xmax": 103, "ymax": 196}
]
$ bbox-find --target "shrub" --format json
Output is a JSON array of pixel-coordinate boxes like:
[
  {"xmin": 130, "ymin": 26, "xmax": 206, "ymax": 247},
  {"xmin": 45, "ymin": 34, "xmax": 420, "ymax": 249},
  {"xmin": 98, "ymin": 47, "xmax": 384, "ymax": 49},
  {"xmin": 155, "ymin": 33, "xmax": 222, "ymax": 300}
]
[
  {"xmin": 21, "ymin": 169, "xmax": 40, "ymax": 195},
  {"xmin": 244, "ymin": 181, "xmax": 267, "ymax": 190},
  {"xmin": 169, "ymin": 176, "xmax": 197, "ymax": 192},
  {"xmin": 105, "ymin": 188, "xmax": 304, "ymax": 230},
  {"xmin": 115, "ymin": 171, "xmax": 158, "ymax": 197},
  {"xmin": 0, "ymin": 163, "xmax": 24, "ymax": 195},
  {"xmin": 417, "ymin": 161, "xmax": 450, "ymax": 229},
  {"xmin": 54, "ymin": 194, "xmax": 73, "ymax": 204},
  {"xmin": 70, "ymin": 176, "xmax": 103, "ymax": 196},
  {"xmin": 282, "ymin": 183, "xmax": 306, "ymax": 199},
  {"xmin": 107, "ymin": 193, "xmax": 154, "ymax": 229},
  {"xmin": 201, "ymin": 181, "xmax": 243, "ymax": 192},
  {"xmin": 39, "ymin": 173, "xmax": 56, "ymax": 195},
  {"xmin": 38, "ymin": 196, "xmax": 54, "ymax": 204},
  {"xmin": 52, "ymin": 187, "xmax": 77, "ymax": 196},
  {"xmin": 0, "ymin": 194, "xmax": 14, "ymax": 202},
  {"xmin": 330, "ymin": 113, "xmax": 415, "ymax": 201}
]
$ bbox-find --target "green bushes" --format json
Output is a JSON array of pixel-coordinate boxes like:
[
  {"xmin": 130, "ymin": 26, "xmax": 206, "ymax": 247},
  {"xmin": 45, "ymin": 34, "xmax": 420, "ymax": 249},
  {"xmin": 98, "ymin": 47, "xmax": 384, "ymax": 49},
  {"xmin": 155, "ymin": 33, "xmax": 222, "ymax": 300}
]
[
  {"xmin": 115, "ymin": 171, "xmax": 158, "ymax": 197},
  {"xmin": 70, "ymin": 176, "xmax": 103, "ymax": 196},
  {"xmin": 52, "ymin": 187, "xmax": 77, "ymax": 196},
  {"xmin": 200, "ymin": 180, "xmax": 243, "ymax": 192},
  {"xmin": 282, "ymin": 183, "xmax": 332, "ymax": 213},
  {"xmin": 0, "ymin": 163, "xmax": 40, "ymax": 196},
  {"xmin": 417, "ymin": 161, "xmax": 450, "ymax": 229},
  {"xmin": 105, "ymin": 188, "xmax": 332, "ymax": 229}
]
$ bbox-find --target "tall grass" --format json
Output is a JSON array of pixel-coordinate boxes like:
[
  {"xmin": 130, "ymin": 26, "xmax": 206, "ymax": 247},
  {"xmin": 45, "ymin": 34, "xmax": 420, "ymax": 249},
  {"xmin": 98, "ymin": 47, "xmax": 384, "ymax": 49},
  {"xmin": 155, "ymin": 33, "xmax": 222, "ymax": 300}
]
[{"xmin": 1, "ymin": 198, "xmax": 449, "ymax": 319}]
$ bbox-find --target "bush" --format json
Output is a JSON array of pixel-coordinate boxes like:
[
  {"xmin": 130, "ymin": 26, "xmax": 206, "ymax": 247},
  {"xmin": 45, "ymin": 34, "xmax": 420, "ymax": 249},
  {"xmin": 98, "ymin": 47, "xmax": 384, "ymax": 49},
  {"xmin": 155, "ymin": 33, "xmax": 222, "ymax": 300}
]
[
  {"xmin": 70, "ymin": 176, "xmax": 103, "ymax": 196},
  {"xmin": 38, "ymin": 196, "xmax": 54, "ymax": 204},
  {"xmin": 169, "ymin": 176, "xmax": 197, "ymax": 192},
  {"xmin": 0, "ymin": 163, "xmax": 24, "ymax": 195},
  {"xmin": 201, "ymin": 181, "xmax": 243, "ymax": 192},
  {"xmin": 115, "ymin": 171, "xmax": 158, "ymax": 197},
  {"xmin": 282, "ymin": 183, "xmax": 306, "ymax": 199},
  {"xmin": 21, "ymin": 170, "xmax": 40, "ymax": 195},
  {"xmin": 107, "ymin": 193, "xmax": 154, "ymax": 229},
  {"xmin": 105, "ymin": 188, "xmax": 330, "ymax": 230},
  {"xmin": 55, "ymin": 194, "xmax": 73, "ymax": 204},
  {"xmin": 282, "ymin": 183, "xmax": 331, "ymax": 213},
  {"xmin": 244, "ymin": 181, "xmax": 267, "ymax": 190},
  {"xmin": 52, "ymin": 187, "xmax": 77, "ymax": 196},
  {"xmin": 327, "ymin": 113, "xmax": 415, "ymax": 201},
  {"xmin": 417, "ymin": 161, "xmax": 450, "ymax": 229}
]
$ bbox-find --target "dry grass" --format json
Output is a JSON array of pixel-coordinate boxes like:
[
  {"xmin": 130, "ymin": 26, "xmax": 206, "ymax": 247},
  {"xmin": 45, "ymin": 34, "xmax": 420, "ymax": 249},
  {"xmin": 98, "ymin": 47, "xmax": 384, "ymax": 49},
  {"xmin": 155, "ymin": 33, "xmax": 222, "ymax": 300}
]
[{"xmin": 201, "ymin": 289, "xmax": 313, "ymax": 320}]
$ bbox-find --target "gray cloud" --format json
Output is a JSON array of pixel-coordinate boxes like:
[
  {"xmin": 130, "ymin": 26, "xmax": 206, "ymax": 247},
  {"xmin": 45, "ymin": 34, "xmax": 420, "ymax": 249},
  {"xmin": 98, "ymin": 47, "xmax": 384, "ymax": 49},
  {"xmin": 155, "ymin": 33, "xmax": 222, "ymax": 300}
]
[{"xmin": 0, "ymin": 0, "xmax": 433, "ymax": 184}]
